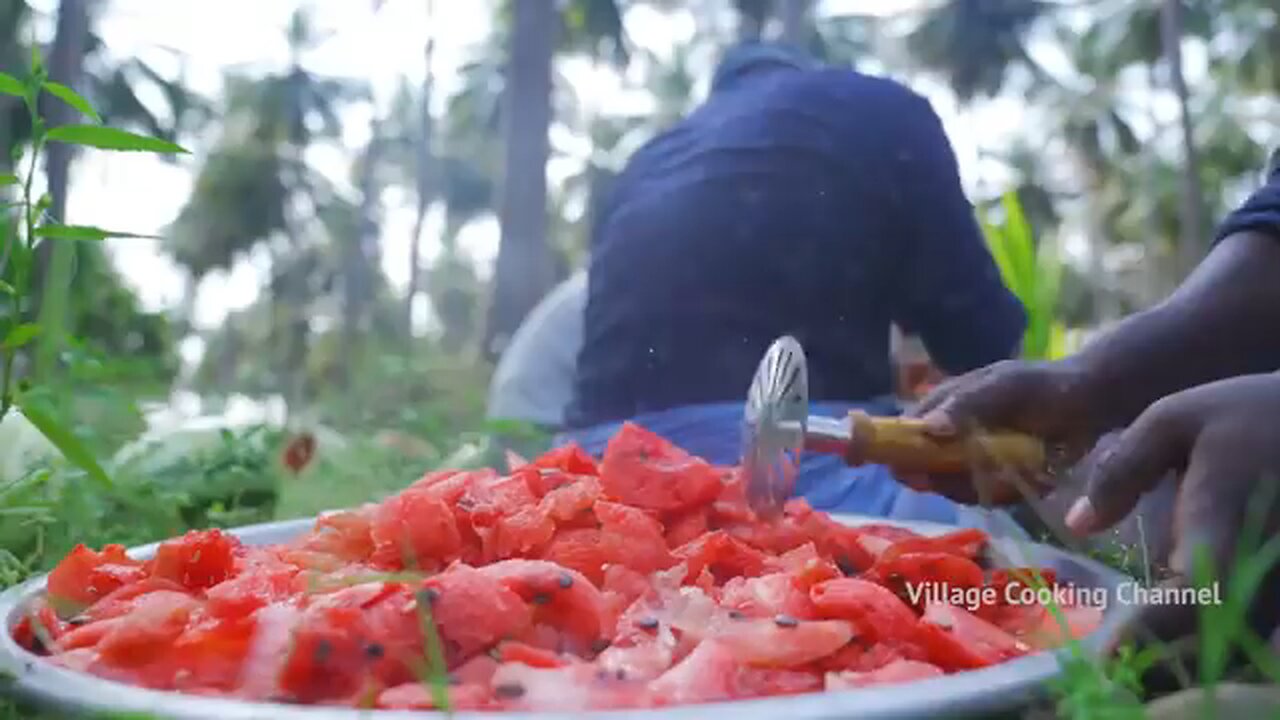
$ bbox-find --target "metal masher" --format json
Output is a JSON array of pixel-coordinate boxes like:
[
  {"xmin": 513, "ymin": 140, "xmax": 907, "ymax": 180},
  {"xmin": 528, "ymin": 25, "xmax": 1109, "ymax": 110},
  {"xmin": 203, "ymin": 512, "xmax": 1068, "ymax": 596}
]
[{"xmin": 740, "ymin": 335, "xmax": 1048, "ymax": 516}]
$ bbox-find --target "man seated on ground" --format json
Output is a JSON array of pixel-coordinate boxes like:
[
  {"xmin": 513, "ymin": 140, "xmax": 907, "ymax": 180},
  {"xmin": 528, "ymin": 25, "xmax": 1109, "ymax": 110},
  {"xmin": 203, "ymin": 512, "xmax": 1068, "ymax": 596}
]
[
  {"xmin": 486, "ymin": 269, "xmax": 588, "ymax": 436},
  {"xmin": 892, "ymin": 326, "xmax": 946, "ymax": 403},
  {"xmin": 558, "ymin": 41, "xmax": 1026, "ymax": 530}
]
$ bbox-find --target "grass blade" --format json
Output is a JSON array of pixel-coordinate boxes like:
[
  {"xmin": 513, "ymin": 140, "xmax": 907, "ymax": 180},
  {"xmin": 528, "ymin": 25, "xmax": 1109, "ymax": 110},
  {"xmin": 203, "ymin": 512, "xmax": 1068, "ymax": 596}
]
[{"xmin": 13, "ymin": 399, "xmax": 114, "ymax": 491}]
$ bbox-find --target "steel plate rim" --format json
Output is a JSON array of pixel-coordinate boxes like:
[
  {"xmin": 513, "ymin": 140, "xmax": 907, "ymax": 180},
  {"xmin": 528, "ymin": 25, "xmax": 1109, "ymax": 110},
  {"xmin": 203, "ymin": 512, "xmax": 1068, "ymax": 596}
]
[{"xmin": 0, "ymin": 514, "xmax": 1141, "ymax": 720}]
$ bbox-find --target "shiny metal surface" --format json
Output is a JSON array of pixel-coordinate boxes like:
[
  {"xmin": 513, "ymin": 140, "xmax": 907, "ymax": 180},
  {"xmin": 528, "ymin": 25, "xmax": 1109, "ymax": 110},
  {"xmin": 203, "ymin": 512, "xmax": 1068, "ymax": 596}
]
[
  {"xmin": 0, "ymin": 514, "xmax": 1140, "ymax": 720},
  {"xmin": 802, "ymin": 415, "xmax": 852, "ymax": 456},
  {"xmin": 741, "ymin": 335, "xmax": 809, "ymax": 515}
]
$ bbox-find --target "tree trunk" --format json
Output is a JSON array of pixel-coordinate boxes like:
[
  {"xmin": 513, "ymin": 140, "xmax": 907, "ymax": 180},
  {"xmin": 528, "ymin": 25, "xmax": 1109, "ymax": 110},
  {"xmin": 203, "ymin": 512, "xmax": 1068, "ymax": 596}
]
[
  {"xmin": 280, "ymin": 252, "xmax": 312, "ymax": 418},
  {"xmin": 216, "ymin": 317, "xmax": 240, "ymax": 390},
  {"xmin": 735, "ymin": 0, "xmax": 769, "ymax": 41},
  {"xmin": 483, "ymin": 0, "xmax": 557, "ymax": 361},
  {"xmin": 405, "ymin": 207, "xmax": 426, "ymax": 338},
  {"xmin": 340, "ymin": 128, "xmax": 381, "ymax": 384},
  {"xmin": 34, "ymin": 0, "xmax": 90, "ymax": 380},
  {"xmin": 0, "ymin": 2, "xmax": 31, "ymax": 173},
  {"xmin": 43, "ymin": 0, "xmax": 89, "ymax": 226},
  {"xmin": 1161, "ymin": 0, "xmax": 1205, "ymax": 278},
  {"xmin": 405, "ymin": 35, "xmax": 436, "ymax": 340},
  {"xmin": 175, "ymin": 271, "xmax": 197, "ymax": 339},
  {"xmin": 778, "ymin": 0, "xmax": 810, "ymax": 46}
]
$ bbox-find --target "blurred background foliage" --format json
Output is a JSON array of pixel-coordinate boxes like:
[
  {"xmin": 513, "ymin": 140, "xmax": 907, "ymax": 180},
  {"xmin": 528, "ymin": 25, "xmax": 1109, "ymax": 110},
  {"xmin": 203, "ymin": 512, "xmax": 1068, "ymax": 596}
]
[
  {"xmin": 0, "ymin": 4, "xmax": 1277, "ymax": 717},
  {"xmin": 0, "ymin": 0, "xmax": 1275, "ymax": 581}
]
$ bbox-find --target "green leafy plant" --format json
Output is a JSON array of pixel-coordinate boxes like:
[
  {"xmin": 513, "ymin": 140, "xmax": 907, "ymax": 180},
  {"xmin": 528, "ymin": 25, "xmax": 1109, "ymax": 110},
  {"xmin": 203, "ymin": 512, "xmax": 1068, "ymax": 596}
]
[
  {"xmin": 0, "ymin": 46, "xmax": 188, "ymax": 487},
  {"xmin": 1027, "ymin": 477, "xmax": 1280, "ymax": 719},
  {"xmin": 980, "ymin": 191, "xmax": 1069, "ymax": 361},
  {"xmin": 111, "ymin": 425, "xmax": 284, "ymax": 529}
]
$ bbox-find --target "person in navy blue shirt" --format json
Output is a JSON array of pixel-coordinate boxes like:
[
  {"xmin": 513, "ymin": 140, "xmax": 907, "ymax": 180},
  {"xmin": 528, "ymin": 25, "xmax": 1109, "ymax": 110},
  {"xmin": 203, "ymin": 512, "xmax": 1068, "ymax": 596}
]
[
  {"xmin": 557, "ymin": 43, "xmax": 1027, "ymax": 530},
  {"xmin": 911, "ymin": 161, "xmax": 1280, "ymax": 662}
]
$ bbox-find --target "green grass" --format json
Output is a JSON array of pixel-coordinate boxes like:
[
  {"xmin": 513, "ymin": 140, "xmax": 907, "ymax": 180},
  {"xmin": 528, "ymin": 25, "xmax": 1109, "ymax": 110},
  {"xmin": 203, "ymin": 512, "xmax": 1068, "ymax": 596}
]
[
  {"xmin": 274, "ymin": 439, "xmax": 433, "ymax": 520},
  {"xmin": 1003, "ymin": 477, "xmax": 1280, "ymax": 720}
]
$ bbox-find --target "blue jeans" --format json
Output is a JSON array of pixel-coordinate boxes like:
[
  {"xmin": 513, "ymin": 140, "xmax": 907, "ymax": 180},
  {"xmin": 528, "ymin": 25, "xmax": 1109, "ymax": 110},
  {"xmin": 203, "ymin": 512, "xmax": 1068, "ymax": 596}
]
[{"xmin": 554, "ymin": 400, "xmax": 1027, "ymax": 537}]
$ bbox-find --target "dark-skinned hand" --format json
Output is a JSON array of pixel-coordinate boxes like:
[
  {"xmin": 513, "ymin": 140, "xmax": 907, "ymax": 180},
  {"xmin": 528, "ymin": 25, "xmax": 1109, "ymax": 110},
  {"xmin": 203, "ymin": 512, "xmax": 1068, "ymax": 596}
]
[
  {"xmin": 901, "ymin": 358, "xmax": 1100, "ymax": 505},
  {"xmin": 1065, "ymin": 373, "xmax": 1280, "ymax": 674},
  {"xmin": 906, "ymin": 363, "xmax": 1280, "ymax": 683}
]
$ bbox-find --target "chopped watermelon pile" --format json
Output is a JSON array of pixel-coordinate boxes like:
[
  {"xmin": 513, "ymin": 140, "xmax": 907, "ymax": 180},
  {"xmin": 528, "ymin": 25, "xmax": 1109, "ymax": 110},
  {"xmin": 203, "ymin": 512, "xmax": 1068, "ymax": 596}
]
[{"xmin": 12, "ymin": 423, "xmax": 1102, "ymax": 711}]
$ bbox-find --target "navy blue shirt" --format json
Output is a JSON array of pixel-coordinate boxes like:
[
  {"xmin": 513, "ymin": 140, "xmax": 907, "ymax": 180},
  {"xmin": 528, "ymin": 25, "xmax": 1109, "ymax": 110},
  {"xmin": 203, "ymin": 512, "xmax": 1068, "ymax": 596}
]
[
  {"xmin": 1216, "ymin": 161, "xmax": 1280, "ymax": 243},
  {"xmin": 566, "ymin": 68, "xmax": 1027, "ymax": 430}
]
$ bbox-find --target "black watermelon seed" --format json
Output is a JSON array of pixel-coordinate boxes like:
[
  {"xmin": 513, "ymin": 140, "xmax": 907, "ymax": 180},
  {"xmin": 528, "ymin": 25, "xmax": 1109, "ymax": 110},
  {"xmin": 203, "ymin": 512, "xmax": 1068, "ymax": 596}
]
[
  {"xmin": 637, "ymin": 616, "xmax": 659, "ymax": 630},
  {"xmin": 557, "ymin": 573, "xmax": 574, "ymax": 589},
  {"xmin": 364, "ymin": 642, "xmax": 385, "ymax": 659},
  {"xmin": 494, "ymin": 683, "xmax": 526, "ymax": 699},
  {"xmin": 313, "ymin": 639, "xmax": 333, "ymax": 663},
  {"xmin": 727, "ymin": 609, "xmax": 745, "ymax": 620},
  {"xmin": 774, "ymin": 614, "xmax": 799, "ymax": 628}
]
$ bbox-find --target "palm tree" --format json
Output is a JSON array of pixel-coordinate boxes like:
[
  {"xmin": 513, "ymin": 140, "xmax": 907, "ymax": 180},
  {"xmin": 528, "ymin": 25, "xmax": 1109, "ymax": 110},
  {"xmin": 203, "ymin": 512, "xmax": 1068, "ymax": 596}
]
[
  {"xmin": 41, "ymin": 0, "xmax": 90, "ymax": 226},
  {"xmin": 779, "ymin": 0, "xmax": 811, "ymax": 46},
  {"xmin": 809, "ymin": 11, "xmax": 878, "ymax": 67},
  {"xmin": 34, "ymin": 0, "xmax": 91, "ymax": 379},
  {"xmin": 900, "ymin": 0, "xmax": 1229, "ymax": 307},
  {"xmin": 1220, "ymin": 0, "xmax": 1280, "ymax": 98},
  {"xmin": 0, "ymin": 0, "xmax": 204, "ymax": 389},
  {"xmin": 167, "ymin": 8, "xmax": 368, "ymax": 409},
  {"xmin": 2, "ymin": 1, "xmax": 210, "ymax": 182},
  {"xmin": 1063, "ymin": 0, "xmax": 1241, "ymax": 297},
  {"xmin": 903, "ymin": 0, "xmax": 1054, "ymax": 103},
  {"xmin": 734, "ymin": 0, "xmax": 772, "ymax": 41},
  {"xmin": 482, "ymin": 0, "xmax": 632, "ymax": 360},
  {"xmin": 338, "ymin": 122, "xmax": 385, "ymax": 380},
  {"xmin": 484, "ymin": 0, "xmax": 558, "ymax": 360},
  {"xmin": 1071, "ymin": 0, "xmax": 1214, "ymax": 278},
  {"xmin": 20, "ymin": 0, "xmax": 208, "ymax": 378},
  {"xmin": 1159, "ymin": 0, "xmax": 1205, "ymax": 274},
  {"xmin": 405, "ymin": 38, "xmax": 435, "ymax": 339},
  {"xmin": 367, "ymin": 0, "xmax": 444, "ymax": 341},
  {"xmin": 384, "ymin": 56, "xmax": 497, "ymax": 342}
]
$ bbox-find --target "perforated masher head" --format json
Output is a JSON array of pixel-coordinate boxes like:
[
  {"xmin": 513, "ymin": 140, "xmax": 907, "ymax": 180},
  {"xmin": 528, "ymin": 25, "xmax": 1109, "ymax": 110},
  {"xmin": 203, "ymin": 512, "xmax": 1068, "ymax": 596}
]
[{"xmin": 741, "ymin": 335, "xmax": 810, "ymax": 517}]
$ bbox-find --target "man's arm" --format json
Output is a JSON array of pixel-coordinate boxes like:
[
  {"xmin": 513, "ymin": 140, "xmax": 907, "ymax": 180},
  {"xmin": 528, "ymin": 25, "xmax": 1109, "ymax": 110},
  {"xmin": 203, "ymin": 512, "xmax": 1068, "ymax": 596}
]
[
  {"xmin": 882, "ymin": 87, "xmax": 1027, "ymax": 374},
  {"xmin": 1062, "ymin": 172, "xmax": 1280, "ymax": 435}
]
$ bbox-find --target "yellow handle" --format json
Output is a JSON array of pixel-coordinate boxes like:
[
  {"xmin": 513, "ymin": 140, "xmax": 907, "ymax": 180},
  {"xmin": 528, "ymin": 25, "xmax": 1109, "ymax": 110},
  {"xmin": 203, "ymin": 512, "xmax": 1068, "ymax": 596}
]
[{"xmin": 845, "ymin": 410, "xmax": 1046, "ymax": 475}]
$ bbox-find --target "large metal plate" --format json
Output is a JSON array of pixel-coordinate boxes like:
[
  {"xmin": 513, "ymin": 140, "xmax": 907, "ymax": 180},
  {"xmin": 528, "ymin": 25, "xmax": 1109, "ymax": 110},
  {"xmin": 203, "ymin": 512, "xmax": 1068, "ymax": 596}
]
[{"xmin": 0, "ymin": 514, "xmax": 1139, "ymax": 719}]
